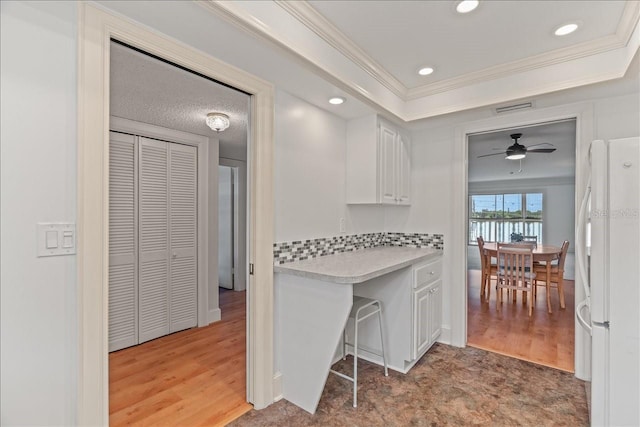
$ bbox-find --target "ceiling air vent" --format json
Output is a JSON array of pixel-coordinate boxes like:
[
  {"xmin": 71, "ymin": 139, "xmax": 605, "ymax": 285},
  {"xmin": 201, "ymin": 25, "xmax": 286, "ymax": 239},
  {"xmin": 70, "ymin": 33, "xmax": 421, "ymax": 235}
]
[{"xmin": 494, "ymin": 101, "xmax": 534, "ymax": 114}]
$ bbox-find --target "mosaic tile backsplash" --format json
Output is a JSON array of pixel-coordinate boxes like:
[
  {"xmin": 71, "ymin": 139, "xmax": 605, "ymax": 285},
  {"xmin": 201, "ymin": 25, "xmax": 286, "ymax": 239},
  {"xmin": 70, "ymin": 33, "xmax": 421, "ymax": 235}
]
[{"xmin": 273, "ymin": 232, "xmax": 444, "ymax": 265}]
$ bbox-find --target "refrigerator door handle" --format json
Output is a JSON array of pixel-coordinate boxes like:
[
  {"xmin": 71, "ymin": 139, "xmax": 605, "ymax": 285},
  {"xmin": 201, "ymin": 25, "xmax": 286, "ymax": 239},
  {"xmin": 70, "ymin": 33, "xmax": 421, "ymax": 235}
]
[
  {"xmin": 576, "ymin": 172, "xmax": 591, "ymax": 301},
  {"xmin": 576, "ymin": 299, "xmax": 592, "ymax": 335}
]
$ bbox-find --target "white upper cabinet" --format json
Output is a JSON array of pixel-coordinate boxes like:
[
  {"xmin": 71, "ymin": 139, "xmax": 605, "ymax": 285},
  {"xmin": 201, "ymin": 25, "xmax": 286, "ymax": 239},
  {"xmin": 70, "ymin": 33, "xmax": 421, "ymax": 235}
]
[{"xmin": 346, "ymin": 115, "xmax": 411, "ymax": 205}]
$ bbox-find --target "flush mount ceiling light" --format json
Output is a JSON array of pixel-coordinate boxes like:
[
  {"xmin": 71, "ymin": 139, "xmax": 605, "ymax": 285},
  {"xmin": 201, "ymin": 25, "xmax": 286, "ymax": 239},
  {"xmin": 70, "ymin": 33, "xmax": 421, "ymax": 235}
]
[
  {"xmin": 456, "ymin": 0, "xmax": 479, "ymax": 14},
  {"xmin": 554, "ymin": 23, "xmax": 579, "ymax": 36},
  {"xmin": 206, "ymin": 113, "xmax": 230, "ymax": 132},
  {"xmin": 329, "ymin": 97, "xmax": 345, "ymax": 105},
  {"xmin": 418, "ymin": 67, "xmax": 434, "ymax": 76}
]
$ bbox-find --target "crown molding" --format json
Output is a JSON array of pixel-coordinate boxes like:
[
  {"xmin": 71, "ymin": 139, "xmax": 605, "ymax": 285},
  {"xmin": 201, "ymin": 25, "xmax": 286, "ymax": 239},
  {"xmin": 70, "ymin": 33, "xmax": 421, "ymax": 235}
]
[
  {"xmin": 408, "ymin": 0, "xmax": 640, "ymax": 99},
  {"xmin": 197, "ymin": 0, "xmax": 406, "ymax": 122},
  {"xmin": 274, "ymin": 0, "xmax": 407, "ymax": 99},
  {"xmin": 199, "ymin": 0, "xmax": 638, "ymax": 122}
]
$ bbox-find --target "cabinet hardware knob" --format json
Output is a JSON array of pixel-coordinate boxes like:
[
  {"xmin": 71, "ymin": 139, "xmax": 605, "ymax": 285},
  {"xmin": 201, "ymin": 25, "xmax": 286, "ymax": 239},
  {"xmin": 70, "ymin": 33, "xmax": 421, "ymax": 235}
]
[{"xmin": 430, "ymin": 271, "xmax": 435, "ymax": 275}]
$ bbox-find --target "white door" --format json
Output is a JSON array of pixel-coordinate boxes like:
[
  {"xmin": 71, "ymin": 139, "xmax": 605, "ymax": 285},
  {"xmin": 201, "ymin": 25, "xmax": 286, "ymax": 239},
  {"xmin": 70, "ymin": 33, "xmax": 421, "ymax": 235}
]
[
  {"xmin": 138, "ymin": 137, "xmax": 170, "ymax": 343},
  {"xmin": 108, "ymin": 131, "xmax": 138, "ymax": 352},
  {"xmin": 218, "ymin": 165, "xmax": 234, "ymax": 290},
  {"xmin": 168, "ymin": 142, "xmax": 198, "ymax": 333}
]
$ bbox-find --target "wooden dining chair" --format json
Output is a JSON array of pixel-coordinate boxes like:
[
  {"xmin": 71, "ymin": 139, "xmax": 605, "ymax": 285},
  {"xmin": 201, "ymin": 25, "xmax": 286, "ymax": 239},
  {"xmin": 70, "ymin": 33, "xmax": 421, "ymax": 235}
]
[
  {"xmin": 534, "ymin": 240, "xmax": 570, "ymax": 311},
  {"xmin": 496, "ymin": 244, "xmax": 536, "ymax": 316},
  {"xmin": 476, "ymin": 236, "xmax": 497, "ymax": 300}
]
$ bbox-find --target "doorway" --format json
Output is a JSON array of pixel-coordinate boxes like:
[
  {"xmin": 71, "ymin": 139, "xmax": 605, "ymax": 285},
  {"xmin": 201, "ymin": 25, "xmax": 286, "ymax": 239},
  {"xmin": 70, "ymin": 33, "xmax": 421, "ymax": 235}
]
[
  {"xmin": 219, "ymin": 165, "xmax": 236, "ymax": 290},
  {"xmin": 218, "ymin": 158, "xmax": 248, "ymax": 293},
  {"xmin": 78, "ymin": 4, "xmax": 276, "ymax": 423},
  {"xmin": 107, "ymin": 40, "xmax": 251, "ymax": 423},
  {"xmin": 465, "ymin": 119, "xmax": 577, "ymax": 372}
]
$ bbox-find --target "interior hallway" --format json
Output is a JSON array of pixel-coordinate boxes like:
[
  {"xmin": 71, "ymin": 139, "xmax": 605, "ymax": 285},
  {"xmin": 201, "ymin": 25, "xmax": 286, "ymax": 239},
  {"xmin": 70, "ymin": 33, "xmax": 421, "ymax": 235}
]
[
  {"xmin": 467, "ymin": 269, "xmax": 575, "ymax": 372},
  {"xmin": 109, "ymin": 289, "xmax": 250, "ymax": 426}
]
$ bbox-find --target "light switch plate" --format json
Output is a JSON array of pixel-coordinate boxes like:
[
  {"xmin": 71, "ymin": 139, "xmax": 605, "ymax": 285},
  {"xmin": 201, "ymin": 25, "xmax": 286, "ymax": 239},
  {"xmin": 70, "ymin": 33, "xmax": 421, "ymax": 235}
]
[{"xmin": 37, "ymin": 223, "xmax": 76, "ymax": 257}]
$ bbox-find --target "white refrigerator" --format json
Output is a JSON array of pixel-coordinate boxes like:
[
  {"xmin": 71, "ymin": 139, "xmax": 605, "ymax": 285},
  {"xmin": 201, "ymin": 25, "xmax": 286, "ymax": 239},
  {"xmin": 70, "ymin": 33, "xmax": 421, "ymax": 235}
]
[{"xmin": 576, "ymin": 137, "xmax": 640, "ymax": 426}]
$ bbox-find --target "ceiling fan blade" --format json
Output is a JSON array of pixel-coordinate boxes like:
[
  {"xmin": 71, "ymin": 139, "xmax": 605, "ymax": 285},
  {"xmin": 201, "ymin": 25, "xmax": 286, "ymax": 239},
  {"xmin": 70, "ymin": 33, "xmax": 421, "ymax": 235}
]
[
  {"xmin": 477, "ymin": 152, "xmax": 507, "ymax": 158},
  {"xmin": 528, "ymin": 148, "xmax": 557, "ymax": 153},
  {"xmin": 526, "ymin": 143, "xmax": 555, "ymax": 149}
]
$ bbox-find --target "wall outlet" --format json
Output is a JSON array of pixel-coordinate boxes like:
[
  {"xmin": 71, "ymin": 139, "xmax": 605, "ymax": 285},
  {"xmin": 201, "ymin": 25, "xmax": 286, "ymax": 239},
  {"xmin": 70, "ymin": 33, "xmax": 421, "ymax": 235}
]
[{"xmin": 339, "ymin": 217, "xmax": 346, "ymax": 233}]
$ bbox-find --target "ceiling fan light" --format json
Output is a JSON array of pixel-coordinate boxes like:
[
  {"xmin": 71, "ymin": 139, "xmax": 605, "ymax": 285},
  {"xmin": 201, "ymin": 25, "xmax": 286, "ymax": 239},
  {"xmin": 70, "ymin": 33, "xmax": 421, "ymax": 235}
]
[
  {"xmin": 506, "ymin": 153, "xmax": 526, "ymax": 160},
  {"xmin": 206, "ymin": 113, "xmax": 230, "ymax": 132}
]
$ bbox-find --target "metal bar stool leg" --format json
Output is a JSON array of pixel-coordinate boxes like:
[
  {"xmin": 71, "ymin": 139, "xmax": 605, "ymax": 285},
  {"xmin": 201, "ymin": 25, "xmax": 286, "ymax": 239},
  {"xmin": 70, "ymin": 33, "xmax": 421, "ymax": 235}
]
[
  {"xmin": 376, "ymin": 303, "xmax": 388, "ymax": 377},
  {"xmin": 353, "ymin": 315, "xmax": 359, "ymax": 408}
]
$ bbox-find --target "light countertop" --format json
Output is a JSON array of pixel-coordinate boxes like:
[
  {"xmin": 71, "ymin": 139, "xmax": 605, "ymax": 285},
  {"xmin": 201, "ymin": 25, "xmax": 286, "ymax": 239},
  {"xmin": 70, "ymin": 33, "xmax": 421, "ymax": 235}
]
[{"xmin": 274, "ymin": 246, "xmax": 442, "ymax": 284}]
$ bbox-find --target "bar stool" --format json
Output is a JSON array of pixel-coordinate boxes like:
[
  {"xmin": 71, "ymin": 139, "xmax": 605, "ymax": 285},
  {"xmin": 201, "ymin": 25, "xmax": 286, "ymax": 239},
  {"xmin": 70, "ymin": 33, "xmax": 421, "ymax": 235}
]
[{"xmin": 330, "ymin": 296, "xmax": 388, "ymax": 407}]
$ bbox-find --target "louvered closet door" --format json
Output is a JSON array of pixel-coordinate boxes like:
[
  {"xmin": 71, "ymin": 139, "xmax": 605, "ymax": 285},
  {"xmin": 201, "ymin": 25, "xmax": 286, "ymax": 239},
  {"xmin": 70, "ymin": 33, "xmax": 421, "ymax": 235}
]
[
  {"xmin": 169, "ymin": 143, "xmax": 198, "ymax": 332},
  {"xmin": 108, "ymin": 132, "xmax": 138, "ymax": 352},
  {"xmin": 138, "ymin": 137, "xmax": 170, "ymax": 343}
]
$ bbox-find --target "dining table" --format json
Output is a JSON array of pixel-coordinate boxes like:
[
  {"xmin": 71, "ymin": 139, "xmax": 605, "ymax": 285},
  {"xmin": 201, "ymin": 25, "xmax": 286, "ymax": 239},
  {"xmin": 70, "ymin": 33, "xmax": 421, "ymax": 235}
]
[{"xmin": 482, "ymin": 242, "xmax": 562, "ymax": 313}]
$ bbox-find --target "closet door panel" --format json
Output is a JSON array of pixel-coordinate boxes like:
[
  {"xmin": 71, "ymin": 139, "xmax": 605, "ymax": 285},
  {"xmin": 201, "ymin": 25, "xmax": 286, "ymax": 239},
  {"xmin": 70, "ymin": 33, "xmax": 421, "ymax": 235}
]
[
  {"xmin": 169, "ymin": 143, "xmax": 198, "ymax": 332},
  {"xmin": 138, "ymin": 137, "xmax": 170, "ymax": 343},
  {"xmin": 108, "ymin": 132, "xmax": 138, "ymax": 352}
]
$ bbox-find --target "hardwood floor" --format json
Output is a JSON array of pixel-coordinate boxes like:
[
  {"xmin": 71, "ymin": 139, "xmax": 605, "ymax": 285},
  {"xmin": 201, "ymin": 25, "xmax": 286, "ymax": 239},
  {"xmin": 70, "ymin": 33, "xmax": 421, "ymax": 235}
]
[
  {"xmin": 467, "ymin": 269, "xmax": 575, "ymax": 372},
  {"xmin": 109, "ymin": 289, "xmax": 251, "ymax": 426}
]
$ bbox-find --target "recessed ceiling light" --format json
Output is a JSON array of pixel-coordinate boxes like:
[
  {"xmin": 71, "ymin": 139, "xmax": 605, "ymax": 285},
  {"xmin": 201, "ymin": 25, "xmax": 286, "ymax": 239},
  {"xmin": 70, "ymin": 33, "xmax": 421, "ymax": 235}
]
[
  {"xmin": 554, "ymin": 23, "xmax": 579, "ymax": 36},
  {"xmin": 329, "ymin": 97, "xmax": 345, "ymax": 105},
  {"xmin": 418, "ymin": 67, "xmax": 434, "ymax": 76},
  {"xmin": 456, "ymin": 0, "xmax": 479, "ymax": 14}
]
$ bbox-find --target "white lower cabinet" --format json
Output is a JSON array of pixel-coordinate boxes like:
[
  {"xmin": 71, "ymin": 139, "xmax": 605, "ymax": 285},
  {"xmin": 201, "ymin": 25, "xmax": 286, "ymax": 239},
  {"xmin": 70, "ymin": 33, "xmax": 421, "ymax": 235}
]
[{"xmin": 350, "ymin": 255, "xmax": 442, "ymax": 373}]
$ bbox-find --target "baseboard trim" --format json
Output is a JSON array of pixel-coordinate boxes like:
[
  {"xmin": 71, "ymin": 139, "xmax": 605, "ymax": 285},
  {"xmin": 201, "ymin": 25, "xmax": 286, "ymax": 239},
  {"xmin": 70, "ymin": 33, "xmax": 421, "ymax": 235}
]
[
  {"xmin": 208, "ymin": 308, "xmax": 221, "ymax": 324},
  {"xmin": 273, "ymin": 372, "xmax": 283, "ymax": 402},
  {"xmin": 438, "ymin": 326, "xmax": 452, "ymax": 346}
]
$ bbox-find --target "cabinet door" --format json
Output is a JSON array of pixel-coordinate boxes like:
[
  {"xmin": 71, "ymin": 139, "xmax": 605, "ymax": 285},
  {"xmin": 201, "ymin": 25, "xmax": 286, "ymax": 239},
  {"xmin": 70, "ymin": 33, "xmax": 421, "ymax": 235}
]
[
  {"xmin": 396, "ymin": 133, "xmax": 411, "ymax": 205},
  {"xmin": 428, "ymin": 281, "xmax": 442, "ymax": 343},
  {"xmin": 378, "ymin": 122, "xmax": 397, "ymax": 204},
  {"xmin": 108, "ymin": 132, "xmax": 138, "ymax": 352},
  {"xmin": 413, "ymin": 285, "xmax": 431, "ymax": 359}
]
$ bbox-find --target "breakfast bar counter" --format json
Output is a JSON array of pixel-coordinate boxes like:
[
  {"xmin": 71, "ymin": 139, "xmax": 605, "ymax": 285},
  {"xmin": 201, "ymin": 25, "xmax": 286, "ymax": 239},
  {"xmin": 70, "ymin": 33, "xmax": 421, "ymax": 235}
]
[{"xmin": 274, "ymin": 246, "xmax": 443, "ymax": 414}]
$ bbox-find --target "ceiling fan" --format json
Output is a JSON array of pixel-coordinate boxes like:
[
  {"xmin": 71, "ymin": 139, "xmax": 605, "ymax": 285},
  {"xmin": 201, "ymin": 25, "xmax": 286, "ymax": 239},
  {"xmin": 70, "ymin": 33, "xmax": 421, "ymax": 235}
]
[{"xmin": 477, "ymin": 133, "xmax": 556, "ymax": 160}]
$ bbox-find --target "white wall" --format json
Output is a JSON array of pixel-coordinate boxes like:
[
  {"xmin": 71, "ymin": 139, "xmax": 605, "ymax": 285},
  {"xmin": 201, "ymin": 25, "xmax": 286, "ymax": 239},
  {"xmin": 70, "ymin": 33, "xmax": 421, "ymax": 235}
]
[
  {"xmin": 394, "ymin": 92, "xmax": 639, "ymax": 345},
  {"xmin": 1, "ymin": 2, "xmax": 77, "ymax": 425},
  {"xmin": 274, "ymin": 90, "xmax": 351, "ymax": 242}
]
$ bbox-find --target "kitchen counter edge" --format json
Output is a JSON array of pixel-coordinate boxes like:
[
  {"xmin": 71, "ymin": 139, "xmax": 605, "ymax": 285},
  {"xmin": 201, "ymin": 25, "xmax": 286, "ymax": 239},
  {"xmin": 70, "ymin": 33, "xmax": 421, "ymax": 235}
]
[{"xmin": 273, "ymin": 247, "xmax": 442, "ymax": 284}]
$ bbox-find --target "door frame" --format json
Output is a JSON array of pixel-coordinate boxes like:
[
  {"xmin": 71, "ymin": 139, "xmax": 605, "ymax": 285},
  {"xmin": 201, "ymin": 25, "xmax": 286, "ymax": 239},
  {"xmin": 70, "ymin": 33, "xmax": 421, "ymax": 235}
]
[
  {"xmin": 110, "ymin": 116, "xmax": 216, "ymax": 327},
  {"xmin": 451, "ymin": 101, "xmax": 593, "ymax": 379},
  {"xmin": 219, "ymin": 158, "xmax": 248, "ymax": 292},
  {"xmin": 77, "ymin": 4, "xmax": 275, "ymax": 424}
]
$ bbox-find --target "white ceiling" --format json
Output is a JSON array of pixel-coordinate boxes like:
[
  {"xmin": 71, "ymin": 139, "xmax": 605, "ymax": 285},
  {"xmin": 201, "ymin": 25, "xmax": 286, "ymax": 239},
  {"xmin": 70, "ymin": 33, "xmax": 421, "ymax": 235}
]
[
  {"xmin": 203, "ymin": 0, "xmax": 639, "ymax": 120},
  {"xmin": 110, "ymin": 42, "xmax": 250, "ymax": 159},
  {"xmin": 468, "ymin": 120, "xmax": 577, "ymax": 182},
  {"xmin": 102, "ymin": 0, "xmax": 639, "ymax": 151},
  {"xmin": 308, "ymin": 0, "xmax": 627, "ymax": 89}
]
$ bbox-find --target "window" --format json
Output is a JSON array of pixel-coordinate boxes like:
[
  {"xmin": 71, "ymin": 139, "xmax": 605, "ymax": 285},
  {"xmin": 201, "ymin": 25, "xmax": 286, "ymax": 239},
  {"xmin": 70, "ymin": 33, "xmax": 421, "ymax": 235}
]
[{"xmin": 469, "ymin": 193, "xmax": 543, "ymax": 244}]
